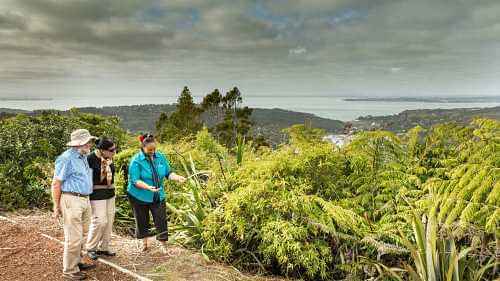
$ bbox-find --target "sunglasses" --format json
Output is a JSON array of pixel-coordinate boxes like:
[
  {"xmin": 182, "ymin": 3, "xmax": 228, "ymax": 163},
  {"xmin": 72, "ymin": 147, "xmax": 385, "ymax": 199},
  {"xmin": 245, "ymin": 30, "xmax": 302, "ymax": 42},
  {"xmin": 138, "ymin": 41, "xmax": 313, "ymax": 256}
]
[{"xmin": 106, "ymin": 147, "xmax": 117, "ymax": 153}]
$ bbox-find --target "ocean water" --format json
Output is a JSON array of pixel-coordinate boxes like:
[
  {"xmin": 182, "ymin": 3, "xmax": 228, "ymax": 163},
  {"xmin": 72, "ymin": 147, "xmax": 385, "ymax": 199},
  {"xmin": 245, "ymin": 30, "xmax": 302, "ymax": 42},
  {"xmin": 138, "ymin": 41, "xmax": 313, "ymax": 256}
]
[{"xmin": 1, "ymin": 96, "xmax": 499, "ymax": 121}]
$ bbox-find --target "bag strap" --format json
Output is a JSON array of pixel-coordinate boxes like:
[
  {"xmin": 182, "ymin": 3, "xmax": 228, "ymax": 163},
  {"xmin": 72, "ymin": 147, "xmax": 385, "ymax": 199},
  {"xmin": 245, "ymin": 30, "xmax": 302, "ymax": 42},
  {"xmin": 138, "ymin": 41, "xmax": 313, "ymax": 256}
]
[{"xmin": 146, "ymin": 155, "xmax": 161, "ymax": 189}]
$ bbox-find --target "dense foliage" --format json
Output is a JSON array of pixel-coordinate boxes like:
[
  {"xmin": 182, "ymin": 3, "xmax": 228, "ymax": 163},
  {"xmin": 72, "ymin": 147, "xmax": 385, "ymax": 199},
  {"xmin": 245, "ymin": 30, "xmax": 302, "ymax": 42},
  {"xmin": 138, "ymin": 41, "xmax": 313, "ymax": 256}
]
[
  {"xmin": 117, "ymin": 119, "xmax": 499, "ymax": 280},
  {"xmin": 1, "ymin": 107, "xmax": 498, "ymax": 280},
  {"xmin": 0, "ymin": 110, "xmax": 127, "ymax": 210}
]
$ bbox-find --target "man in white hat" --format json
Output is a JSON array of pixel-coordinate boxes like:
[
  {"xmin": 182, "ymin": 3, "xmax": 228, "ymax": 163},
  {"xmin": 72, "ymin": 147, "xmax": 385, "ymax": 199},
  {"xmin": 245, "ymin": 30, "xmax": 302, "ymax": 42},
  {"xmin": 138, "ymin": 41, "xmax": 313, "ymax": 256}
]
[{"xmin": 51, "ymin": 129, "xmax": 98, "ymax": 280}]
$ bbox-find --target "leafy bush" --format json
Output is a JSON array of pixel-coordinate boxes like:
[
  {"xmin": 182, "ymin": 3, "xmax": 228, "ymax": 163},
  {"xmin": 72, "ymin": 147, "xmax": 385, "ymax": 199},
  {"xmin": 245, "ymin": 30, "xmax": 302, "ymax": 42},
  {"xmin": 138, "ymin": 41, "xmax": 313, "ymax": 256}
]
[
  {"xmin": 3, "ymin": 109, "xmax": 499, "ymax": 281},
  {"xmin": 401, "ymin": 209, "xmax": 497, "ymax": 281},
  {"xmin": 0, "ymin": 111, "xmax": 127, "ymax": 210},
  {"xmin": 200, "ymin": 119, "xmax": 499, "ymax": 280},
  {"xmin": 201, "ymin": 141, "xmax": 393, "ymax": 279}
]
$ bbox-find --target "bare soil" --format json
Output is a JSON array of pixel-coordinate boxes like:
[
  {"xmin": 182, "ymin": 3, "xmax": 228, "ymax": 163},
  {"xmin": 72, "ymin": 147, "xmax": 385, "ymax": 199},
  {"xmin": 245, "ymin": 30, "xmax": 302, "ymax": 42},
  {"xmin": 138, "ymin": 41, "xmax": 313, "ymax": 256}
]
[
  {"xmin": 0, "ymin": 218, "xmax": 132, "ymax": 281},
  {"xmin": 0, "ymin": 210, "xmax": 285, "ymax": 281}
]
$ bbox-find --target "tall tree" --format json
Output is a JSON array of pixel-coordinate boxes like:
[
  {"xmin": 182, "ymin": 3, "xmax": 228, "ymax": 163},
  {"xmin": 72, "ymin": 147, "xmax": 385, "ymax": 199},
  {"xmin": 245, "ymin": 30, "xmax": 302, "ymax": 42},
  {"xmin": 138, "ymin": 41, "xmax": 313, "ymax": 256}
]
[
  {"xmin": 156, "ymin": 86, "xmax": 203, "ymax": 142},
  {"xmin": 201, "ymin": 89, "xmax": 224, "ymax": 127},
  {"xmin": 214, "ymin": 87, "xmax": 253, "ymax": 147}
]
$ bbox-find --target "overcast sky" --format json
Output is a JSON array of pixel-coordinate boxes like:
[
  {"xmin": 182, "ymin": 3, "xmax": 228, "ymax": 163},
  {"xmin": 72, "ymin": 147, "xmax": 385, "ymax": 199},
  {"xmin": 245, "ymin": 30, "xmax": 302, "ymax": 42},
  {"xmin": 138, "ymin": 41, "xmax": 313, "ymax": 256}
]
[{"xmin": 1, "ymin": 0, "xmax": 499, "ymax": 99}]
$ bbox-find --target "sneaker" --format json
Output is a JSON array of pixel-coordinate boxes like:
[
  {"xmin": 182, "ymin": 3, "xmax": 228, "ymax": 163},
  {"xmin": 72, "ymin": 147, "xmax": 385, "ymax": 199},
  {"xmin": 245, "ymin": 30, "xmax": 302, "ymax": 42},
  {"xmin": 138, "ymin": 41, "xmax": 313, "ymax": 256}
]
[
  {"xmin": 87, "ymin": 250, "xmax": 99, "ymax": 260},
  {"xmin": 63, "ymin": 271, "xmax": 87, "ymax": 280},
  {"xmin": 96, "ymin": 250, "xmax": 116, "ymax": 257},
  {"xmin": 78, "ymin": 262, "xmax": 96, "ymax": 271}
]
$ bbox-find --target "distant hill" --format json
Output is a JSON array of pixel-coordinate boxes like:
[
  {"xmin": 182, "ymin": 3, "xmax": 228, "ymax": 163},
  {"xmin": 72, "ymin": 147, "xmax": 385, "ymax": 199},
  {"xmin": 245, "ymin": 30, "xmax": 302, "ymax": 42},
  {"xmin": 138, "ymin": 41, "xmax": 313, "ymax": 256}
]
[
  {"xmin": 249, "ymin": 108, "xmax": 345, "ymax": 142},
  {"xmin": 352, "ymin": 106, "xmax": 500, "ymax": 132},
  {"xmin": 75, "ymin": 105, "xmax": 345, "ymax": 144},
  {"xmin": 0, "ymin": 104, "xmax": 345, "ymax": 144},
  {"xmin": 0, "ymin": 108, "xmax": 29, "ymax": 114},
  {"xmin": 0, "ymin": 108, "xmax": 28, "ymax": 120},
  {"xmin": 76, "ymin": 104, "xmax": 176, "ymax": 133},
  {"xmin": 3, "ymin": 105, "xmax": 498, "ymax": 140}
]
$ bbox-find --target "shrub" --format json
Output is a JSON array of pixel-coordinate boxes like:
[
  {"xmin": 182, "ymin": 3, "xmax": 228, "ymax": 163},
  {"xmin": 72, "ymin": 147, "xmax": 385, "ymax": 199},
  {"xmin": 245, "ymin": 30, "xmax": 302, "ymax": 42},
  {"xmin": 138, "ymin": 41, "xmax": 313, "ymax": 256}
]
[{"xmin": 0, "ymin": 111, "xmax": 127, "ymax": 210}]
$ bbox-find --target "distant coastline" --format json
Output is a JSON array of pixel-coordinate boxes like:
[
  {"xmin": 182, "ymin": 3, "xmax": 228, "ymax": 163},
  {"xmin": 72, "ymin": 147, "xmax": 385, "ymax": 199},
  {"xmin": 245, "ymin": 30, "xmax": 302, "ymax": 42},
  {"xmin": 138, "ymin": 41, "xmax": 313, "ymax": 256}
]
[
  {"xmin": 1, "ymin": 96, "xmax": 499, "ymax": 123},
  {"xmin": 0, "ymin": 97, "xmax": 53, "ymax": 101},
  {"xmin": 1, "ymin": 103, "xmax": 499, "ymax": 145},
  {"xmin": 343, "ymin": 96, "xmax": 500, "ymax": 103}
]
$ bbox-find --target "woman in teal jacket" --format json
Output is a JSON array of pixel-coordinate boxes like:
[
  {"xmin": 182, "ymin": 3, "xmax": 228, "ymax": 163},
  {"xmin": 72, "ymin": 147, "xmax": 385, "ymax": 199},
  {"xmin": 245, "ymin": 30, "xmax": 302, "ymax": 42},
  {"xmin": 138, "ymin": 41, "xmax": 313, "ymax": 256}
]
[{"xmin": 127, "ymin": 133, "xmax": 186, "ymax": 251}]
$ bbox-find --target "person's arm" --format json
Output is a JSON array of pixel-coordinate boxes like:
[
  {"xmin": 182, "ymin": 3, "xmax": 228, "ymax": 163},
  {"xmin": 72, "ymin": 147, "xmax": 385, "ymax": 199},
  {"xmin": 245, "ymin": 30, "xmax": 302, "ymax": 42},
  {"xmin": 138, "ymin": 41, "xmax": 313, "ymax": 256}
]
[
  {"xmin": 163, "ymin": 155, "xmax": 186, "ymax": 183},
  {"xmin": 51, "ymin": 179, "xmax": 62, "ymax": 218},
  {"xmin": 87, "ymin": 154, "xmax": 98, "ymax": 184},
  {"xmin": 52, "ymin": 157, "xmax": 69, "ymax": 218},
  {"xmin": 135, "ymin": 180, "xmax": 159, "ymax": 191},
  {"xmin": 129, "ymin": 159, "xmax": 158, "ymax": 192}
]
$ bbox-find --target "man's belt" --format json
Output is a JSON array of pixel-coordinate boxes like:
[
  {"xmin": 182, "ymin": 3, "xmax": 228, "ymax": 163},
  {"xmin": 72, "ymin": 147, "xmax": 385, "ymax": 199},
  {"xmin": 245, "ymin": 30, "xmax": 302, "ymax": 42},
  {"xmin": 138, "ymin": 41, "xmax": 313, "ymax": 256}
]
[{"xmin": 62, "ymin": 191, "xmax": 89, "ymax": 197}]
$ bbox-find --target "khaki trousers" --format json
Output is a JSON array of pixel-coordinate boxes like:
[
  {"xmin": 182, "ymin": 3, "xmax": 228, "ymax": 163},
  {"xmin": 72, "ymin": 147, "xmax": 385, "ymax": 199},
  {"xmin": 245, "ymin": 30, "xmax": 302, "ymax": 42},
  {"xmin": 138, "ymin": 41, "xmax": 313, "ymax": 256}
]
[
  {"xmin": 86, "ymin": 197, "xmax": 115, "ymax": 252},
  {"xmin": 60, "ymin": 193, "xmax": 91, "ymax": 275}
]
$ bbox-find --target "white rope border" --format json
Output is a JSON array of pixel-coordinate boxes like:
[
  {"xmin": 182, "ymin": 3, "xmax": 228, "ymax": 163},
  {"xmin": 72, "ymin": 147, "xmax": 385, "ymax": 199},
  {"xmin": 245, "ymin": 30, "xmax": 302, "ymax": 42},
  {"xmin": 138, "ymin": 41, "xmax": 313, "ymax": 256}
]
[{"xmin": 0, "ymin": 215, "xmax": 152, "ymax": 281}]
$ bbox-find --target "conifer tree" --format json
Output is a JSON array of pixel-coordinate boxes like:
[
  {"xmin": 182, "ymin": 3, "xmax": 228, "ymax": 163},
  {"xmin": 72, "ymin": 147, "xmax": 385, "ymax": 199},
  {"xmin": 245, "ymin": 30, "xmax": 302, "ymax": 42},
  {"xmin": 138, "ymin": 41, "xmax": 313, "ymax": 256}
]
[{"xmin": 156, "ymin": 86, "xmax": 203, "ymax": 142}]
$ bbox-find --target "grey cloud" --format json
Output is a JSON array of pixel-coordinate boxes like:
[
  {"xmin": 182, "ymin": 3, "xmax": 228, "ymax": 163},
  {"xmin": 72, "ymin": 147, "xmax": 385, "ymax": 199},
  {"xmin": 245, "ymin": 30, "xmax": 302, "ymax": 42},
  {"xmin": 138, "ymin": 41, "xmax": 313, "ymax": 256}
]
[
  {"xmin": 0, "ymin": 0, "xmax": 499, "ymax": 97},
  {"xmin": 3, "ymin": 0, "xmax": 172, "ymax": 58},
  {"xmin": 0, "ymin": 11, "xmax": 27, "ymax": 30},
  {"xmin": 16, "ymin": 0, "xmax": 150, "ymax": 22}
]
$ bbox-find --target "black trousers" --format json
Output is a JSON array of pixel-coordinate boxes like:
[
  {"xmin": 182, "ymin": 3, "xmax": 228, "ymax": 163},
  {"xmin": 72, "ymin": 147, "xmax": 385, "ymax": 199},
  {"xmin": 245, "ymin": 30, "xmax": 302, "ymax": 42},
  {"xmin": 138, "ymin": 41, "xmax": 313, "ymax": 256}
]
[{"xmin": 128, "ymin": 195, "xmax": 168, "ymax": 241}]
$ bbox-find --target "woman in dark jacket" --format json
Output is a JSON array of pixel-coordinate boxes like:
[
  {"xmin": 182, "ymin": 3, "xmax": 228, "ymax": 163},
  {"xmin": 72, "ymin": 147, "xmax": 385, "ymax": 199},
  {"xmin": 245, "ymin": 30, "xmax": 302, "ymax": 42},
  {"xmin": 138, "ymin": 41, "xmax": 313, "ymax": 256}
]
[{"xmin": 86, "ymin": 138, "xmax": 117, "ymax": 260}]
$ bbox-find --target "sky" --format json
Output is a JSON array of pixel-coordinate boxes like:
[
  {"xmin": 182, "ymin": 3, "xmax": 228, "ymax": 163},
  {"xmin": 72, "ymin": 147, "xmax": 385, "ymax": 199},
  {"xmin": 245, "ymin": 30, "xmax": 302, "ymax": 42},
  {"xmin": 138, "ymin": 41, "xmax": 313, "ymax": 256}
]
[{"xmin": 1, "ymin": 0, "xmax": 499, "ymax": 100}]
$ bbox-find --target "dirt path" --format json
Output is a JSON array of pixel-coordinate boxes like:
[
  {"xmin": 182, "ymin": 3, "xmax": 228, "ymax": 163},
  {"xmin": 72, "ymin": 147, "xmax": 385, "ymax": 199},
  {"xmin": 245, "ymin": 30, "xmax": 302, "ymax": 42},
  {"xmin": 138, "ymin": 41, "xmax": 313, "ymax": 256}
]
[
  {"xmin": 0, "ymin": 218, "xmax": 133, "ymax": 281},
  {"xmin": 0, "ymin": 210, "xmax": 285, "ymax": 281}
]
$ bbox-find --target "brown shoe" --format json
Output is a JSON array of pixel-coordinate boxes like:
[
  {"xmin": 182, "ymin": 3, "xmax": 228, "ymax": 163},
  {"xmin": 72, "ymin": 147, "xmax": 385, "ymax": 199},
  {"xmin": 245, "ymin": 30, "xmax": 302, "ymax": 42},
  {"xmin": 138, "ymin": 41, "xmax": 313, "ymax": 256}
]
[{"xmin": 63, "ymin": 271, "xmax": 87, "ymax": 280}]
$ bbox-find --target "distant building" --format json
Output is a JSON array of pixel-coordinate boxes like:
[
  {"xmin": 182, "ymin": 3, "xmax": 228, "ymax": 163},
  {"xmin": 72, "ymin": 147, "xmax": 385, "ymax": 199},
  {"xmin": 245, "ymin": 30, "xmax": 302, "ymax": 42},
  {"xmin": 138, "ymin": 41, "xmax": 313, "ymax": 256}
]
[{"xmin": 322, "ymin": 134, "xmax": 353, "ymax": 148}]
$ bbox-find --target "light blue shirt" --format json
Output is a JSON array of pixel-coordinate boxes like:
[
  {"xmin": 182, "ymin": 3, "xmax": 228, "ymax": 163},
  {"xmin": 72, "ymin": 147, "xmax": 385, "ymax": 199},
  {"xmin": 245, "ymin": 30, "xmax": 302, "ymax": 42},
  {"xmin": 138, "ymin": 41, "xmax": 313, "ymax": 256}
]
[
  {"xmin": 53, "ymin": 148, "xmax": 93, "ymax": 195},
  {"xmin": 127, "ymin": 150, "xmax": 171, "ymax": 203}
]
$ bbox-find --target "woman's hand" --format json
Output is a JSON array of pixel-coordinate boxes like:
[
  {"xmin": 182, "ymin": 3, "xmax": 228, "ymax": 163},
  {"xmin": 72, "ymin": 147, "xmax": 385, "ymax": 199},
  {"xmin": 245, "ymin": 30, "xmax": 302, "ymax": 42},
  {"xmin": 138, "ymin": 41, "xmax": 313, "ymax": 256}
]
[
  {"xmin": 147, "ymin": 185, "xmax": 159, "ymax": 192},
  {"xmin": 169, "ymin": 173, "xmax": 186, "ymax": 184},
  {"xmin": 135, "ymin": 180, "xmax": 159, "ymax": 192},
  {"xmin": 176, "ymin": 175, "xmax": 187, "ymax": 184}
]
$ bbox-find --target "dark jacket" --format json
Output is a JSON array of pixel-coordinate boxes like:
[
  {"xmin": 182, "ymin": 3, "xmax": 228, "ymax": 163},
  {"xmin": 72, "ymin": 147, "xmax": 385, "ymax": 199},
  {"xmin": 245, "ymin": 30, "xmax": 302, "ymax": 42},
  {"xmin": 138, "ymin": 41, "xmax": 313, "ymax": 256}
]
[{"xmin": 87, "ymin": 151, "xmax": 116, "ymax": 200}]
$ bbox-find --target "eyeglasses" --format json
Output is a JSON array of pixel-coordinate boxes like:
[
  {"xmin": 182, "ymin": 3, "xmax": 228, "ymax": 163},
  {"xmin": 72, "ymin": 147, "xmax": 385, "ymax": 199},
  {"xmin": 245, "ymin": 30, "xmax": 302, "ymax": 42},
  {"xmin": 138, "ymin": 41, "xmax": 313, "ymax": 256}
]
[{"xmin": 107, "ymin": 147, "xmax": 117, "ymax": 153}]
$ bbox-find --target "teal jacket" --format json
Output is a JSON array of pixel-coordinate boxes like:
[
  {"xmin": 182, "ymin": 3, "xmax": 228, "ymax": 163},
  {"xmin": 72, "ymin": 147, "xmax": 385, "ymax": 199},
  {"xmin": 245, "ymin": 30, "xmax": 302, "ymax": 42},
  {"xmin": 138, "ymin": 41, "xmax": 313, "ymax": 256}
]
[{"xmin": 127, "ymin": 150, "xmax": 172, "ymax": 203}]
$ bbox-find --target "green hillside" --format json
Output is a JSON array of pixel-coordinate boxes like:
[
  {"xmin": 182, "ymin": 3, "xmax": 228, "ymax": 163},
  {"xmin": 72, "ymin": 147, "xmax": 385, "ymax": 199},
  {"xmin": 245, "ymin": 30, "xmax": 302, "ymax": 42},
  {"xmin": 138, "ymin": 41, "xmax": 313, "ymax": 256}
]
[{"xmin": 353, "ymin": 106, "xmax": 500, "ymax": 132}]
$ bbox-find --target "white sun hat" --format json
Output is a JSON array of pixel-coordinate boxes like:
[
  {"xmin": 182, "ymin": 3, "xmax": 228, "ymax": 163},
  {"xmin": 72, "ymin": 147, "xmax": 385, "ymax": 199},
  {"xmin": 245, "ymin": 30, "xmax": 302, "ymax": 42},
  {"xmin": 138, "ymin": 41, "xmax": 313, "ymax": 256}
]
[{"xmin": 66, "ymin": 129, "xmax": 97, "ymax": 147}]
